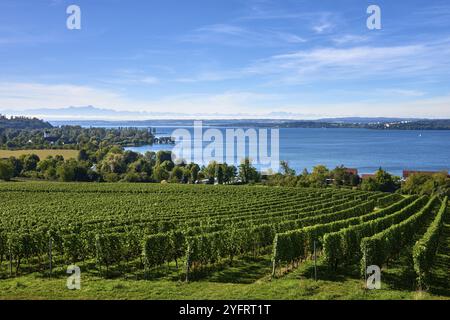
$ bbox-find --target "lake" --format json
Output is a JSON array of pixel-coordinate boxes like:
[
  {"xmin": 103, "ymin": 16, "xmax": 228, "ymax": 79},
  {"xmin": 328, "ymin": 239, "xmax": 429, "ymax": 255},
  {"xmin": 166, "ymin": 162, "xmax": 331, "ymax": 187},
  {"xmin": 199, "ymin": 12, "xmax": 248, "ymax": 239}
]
[{"xmin": 124, "ymin": 126, "xmax": 450, "ymax": 177}]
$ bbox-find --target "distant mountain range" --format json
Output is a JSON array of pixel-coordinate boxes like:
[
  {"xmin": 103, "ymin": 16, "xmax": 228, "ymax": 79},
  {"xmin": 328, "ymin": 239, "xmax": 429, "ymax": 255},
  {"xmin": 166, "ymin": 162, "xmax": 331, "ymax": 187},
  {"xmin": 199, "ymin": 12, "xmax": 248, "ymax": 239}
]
[
  {"xmin": 1, "ymin": 106, "xmax": 450, "ymax": 130},
  {"xmin": 0, "ymin": 105, "xmax": 427, "ymax": 123},
  {"xmin": 316, "ymin": 117, "xmax": 425, "ymax": 124},
  {"xmin": 1, "ymin": 106, "xmax": 163, "ymax": 120},
  {"xmin": 1, "ymin": 105, "xmax": 313, "ymax": 120}
]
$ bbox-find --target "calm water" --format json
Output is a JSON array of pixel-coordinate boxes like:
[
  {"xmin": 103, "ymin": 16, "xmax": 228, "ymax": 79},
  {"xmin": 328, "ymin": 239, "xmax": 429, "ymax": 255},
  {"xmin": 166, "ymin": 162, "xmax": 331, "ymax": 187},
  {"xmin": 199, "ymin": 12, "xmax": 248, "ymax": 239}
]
[{"xmin": 124, "ymin": 127, "xmax": 450, "ymax": 176}]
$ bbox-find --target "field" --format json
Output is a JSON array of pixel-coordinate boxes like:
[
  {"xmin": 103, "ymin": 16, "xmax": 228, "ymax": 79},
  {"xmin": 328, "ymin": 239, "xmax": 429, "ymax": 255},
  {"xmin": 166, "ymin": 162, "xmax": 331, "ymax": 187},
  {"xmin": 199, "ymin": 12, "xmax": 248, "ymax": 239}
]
[
  {"xmin": 0, "ymin": 182, "xmax": 448, "ymax": 300},
  {"xmin": 0, "ymin": 149, "xmax": 79, "ymax": 160}
]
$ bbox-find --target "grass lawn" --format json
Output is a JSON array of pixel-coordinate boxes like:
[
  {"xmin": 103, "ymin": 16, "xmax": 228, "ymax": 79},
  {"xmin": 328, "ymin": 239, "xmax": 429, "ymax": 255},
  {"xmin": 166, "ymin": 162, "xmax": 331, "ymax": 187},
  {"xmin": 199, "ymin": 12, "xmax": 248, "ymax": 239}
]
[
  {"xmin": 0, "ymin": 250, "xmax": 448, "ymax": 300},
  {"xmin": 0, "ymin": 149, "xmax": 79, "ymax": 160}
]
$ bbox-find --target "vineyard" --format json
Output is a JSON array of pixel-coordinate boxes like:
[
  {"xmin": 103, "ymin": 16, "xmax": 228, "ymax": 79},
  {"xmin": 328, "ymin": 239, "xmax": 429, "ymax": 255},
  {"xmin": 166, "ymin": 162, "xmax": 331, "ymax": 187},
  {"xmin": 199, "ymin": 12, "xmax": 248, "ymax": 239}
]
[{"xmin": 0, "ymin": 182, "xmax": 448, "ymax": 299}]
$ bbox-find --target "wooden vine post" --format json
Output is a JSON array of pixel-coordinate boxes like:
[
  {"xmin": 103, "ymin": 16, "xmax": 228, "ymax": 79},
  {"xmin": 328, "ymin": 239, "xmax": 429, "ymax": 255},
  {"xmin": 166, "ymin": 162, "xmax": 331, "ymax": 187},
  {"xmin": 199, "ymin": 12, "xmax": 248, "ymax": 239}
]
[
  {"xmin": 185, "ymin": 244, "xmax": 191, "ymax": 283},
  {"xmin": 48, "ymin": 237, "xmax": 53, "ymax": 277},
  {"xmin": 271, "ymin": 236, "xmax": 278, "ymax": 279},
  {"xmin": 313, "ymin": 240, "xmax": 317, "ymax": 281}
]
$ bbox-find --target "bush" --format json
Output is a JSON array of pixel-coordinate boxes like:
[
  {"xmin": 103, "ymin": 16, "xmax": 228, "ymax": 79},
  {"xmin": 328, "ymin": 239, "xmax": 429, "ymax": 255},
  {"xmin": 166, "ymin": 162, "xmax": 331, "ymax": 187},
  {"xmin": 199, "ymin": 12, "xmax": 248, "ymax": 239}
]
[
  {"xmin": 0, "ymin": 160, "xmax": 14, "ymax": 181},
  {"xmin": 143, "ymin": 233, "xmax": 170, "ymax": 268}
]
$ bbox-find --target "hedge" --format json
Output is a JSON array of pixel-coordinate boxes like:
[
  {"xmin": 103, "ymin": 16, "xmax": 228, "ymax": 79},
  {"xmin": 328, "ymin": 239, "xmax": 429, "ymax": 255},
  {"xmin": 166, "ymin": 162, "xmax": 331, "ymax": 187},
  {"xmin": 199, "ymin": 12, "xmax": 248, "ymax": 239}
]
[
  {"xmin": 412, "ymin": 197, "xmax": 448, "ymax": 290},
  {"xmin": 360, "ymin": 196, "xmax": 439, "ymax": 274},
  {"xmin": 322, "ymin": 195, "xmax": 424, "ymax": 268}
]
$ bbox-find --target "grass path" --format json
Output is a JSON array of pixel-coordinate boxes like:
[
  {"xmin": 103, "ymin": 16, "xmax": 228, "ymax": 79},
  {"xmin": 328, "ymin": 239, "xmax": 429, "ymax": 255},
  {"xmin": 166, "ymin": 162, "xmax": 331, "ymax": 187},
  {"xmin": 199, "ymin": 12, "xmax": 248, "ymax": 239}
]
[{"xmin": 0, "ymin": 256, "xmax": 448, "ymax": 300}]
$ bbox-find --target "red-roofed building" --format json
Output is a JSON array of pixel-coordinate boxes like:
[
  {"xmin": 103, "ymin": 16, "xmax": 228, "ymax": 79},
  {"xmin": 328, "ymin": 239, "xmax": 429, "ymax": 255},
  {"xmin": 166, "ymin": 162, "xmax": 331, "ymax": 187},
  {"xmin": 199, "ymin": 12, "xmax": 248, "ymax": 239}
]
[{"xmin": 345, "ymin": 168, "xmax": 359, "ymax": 176}]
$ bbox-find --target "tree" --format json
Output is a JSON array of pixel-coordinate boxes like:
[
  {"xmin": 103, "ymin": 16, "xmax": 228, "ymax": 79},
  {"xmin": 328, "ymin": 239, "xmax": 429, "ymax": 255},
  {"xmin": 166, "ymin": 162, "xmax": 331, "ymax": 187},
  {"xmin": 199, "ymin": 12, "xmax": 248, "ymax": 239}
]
[
  {"xmin": 223, "ymin": 163, "xmax": 237, "ymax": 184},
  {"xmin": 361, "ymin": 168, "xmax": 400, "ymax": 193},
  {"xmin": 280, "ymin": 161, "xmax": 296, "ymax": 176},
  {"xmin": 37, "ymin": 156, "xmax": 60, "ymax": 180},
  {"xmin": 78, "ymin": 149, "xmax": 89, "ymax": 161},
  {"xmin": 144, "ymin": 151, "xmax": 157, "ymax": 167},
  {"xmin": 99, "ymin": 152, "xmax": 127, "ymax": 175},
  {"xmin": 309, "ymin": 165, "xmax": 330, "ymax": 187},
  {"xmin": 216, "ymin": 164, "xmax": 224, "ymax": 184},
  {"xmin": 0, "ymin": 160, "xmax": 14, "ymax": 181},
  {"xmin": 170, "ymin": 166, "xmax": 184, "ymax": 183},
  {"xmin": 374, "ymin": 168, "xmax": 400, "ymax": 192},
  {"xmin": 425, "ymin": 173, "xmax": 450, "ymax": 197},
  {"xmin": 331, "ymin": 166, "xmax": 346, "ymax": 186},
  {"xmin": 182, "ymin": 167, "xmax": 191, "ymax": 184},
  {"xmin": 122, "ymin": 172, "xmax": 142, "ymax": 182},
  {"xmin": 331, "ymin": 165, "xmax": 361, "ymax": 187},
  {"xmin": 7, "ymin": 157, "xmax": 23, "ymax": 177},
  {"xmin": 296, "ymin": 169, "xmax": 310, "ymax": 187},
  {"xmin": 127, "ymin": 159, "xmax": 152, "ymax": 177},
  {"xmin": 102, "ymin": 172, "xmax": 120, "ymax": 182},
  {"xmin": 56, "ymin": 160, "xmax": 90, "ymax": 182},
  {"xmin": 402, "ymin": 172, "xmax": 450, "ymax": 196},
  {"xmin": 402, "ymin": 173, "xmax": 431, "ymax": 195},
  {"xmin": 238, "ymin": 158, "xmax": 260, "ymax": 184},
  {"xmin": 189, "ymin": 163, "xmax": 200, "ymax": 183},
  {"xmin": 156, "ymin": 151, "xmax": 172, "ymax": 165},
  {"xmin": 349, "ymin": 173, "xmax": 361, "ymax": 187},
  {"xmin": 361, "ymin": 177, "xmax": 379, "ymax": 192},
  {"xmin": 123, "ymin": 150, "xmax": 139, "ymax": 165},
  {"xmin": 21, "ymin": 154, "xmax": 40, "ymax": 172},
  {"xmin": 204, "ymin": 161, "xmax": 218, "ymax": 184},
  {"xmin": 56, "ymin": 162, "xmax": 75, "ymax": 182},
  {"xmin": 152, "ymin": 165, "xmax": 169, "ymax": 182},
  {"xmin": 160, "ymin": 160, "xmax": 174, "ymax": 172}
]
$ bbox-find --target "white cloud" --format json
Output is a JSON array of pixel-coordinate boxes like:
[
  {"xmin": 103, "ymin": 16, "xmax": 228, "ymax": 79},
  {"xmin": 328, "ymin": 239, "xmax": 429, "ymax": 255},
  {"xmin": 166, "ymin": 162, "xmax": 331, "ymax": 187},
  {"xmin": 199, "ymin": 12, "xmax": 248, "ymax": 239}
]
[
  {"xmin": 308, "ymin": 96, "xmax": 450, "ymax": 118},
  {"xmin": 0, "ymin": 82, "xmax": 278, "ymax": 115},
  {"xmin": 1, "ymin": 82, "xmax": 450, "ymax": 119},
  {"xmin": 175, "ymin": 70, "xmax": 244, "ymax": 83},
  {"xmin": 332, "ymin": 34, "xmax": 369, "ymax": 45},
  {"xmin": 379, "ymin": 89, "xmax": 426, "ymax": 97},
  {"xmin": 141, "ymin": 77, "xmax": 159, "ymax": 84},
  {"xmin": 271, "ymin": 45, "xmax": 423, "ymax": 66},
  {"xmin": 0, "ymin": 82, "xmax": 135, "ymax": 110},
  {"xmin": 182, "ymin": 23, "xmax": 306, "ymax": 47},
  {"xmin": 243, "ymin": 42, "xmax": 450, "ymax": 84},
  {"xmin": 100, "ymin": 69, "xmax": 160, "ymax": 85},
  {"xmin": 312, "ymin": 23, "xmax": 333, "ymax": 34},
  {"xmin": 176, "ymin": 38, "xmax": 450, "ymax": 85},
  {"xmin": 271, "ymin": 32, "xmax": 306, "ymax": 44},
  {"xmin": 143, "ymin": 91, "xmax": 281, "ymax": 115},
  {"xmin": 0, "ymin": 34, "xmax": 53, "ymax": 45}
]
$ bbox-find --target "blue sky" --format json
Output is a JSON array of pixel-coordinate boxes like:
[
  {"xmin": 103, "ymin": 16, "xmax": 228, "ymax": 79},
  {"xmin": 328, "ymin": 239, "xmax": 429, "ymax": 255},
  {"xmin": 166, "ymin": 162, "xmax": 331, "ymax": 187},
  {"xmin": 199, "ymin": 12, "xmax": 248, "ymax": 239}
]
[{"xmin": 1, "ymin": 0, "xmax": 450, "ymax": 119}]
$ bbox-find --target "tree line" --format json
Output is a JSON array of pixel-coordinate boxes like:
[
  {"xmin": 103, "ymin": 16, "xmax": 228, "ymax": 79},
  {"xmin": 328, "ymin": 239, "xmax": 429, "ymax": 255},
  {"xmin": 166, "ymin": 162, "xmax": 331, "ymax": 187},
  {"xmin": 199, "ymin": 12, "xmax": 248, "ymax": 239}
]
[
  {"xmin": 266, "ymin": 162, "xmax": 449, "ymax": 196},
  {"xmin": 0, "ymin": 148, "xmax": 261, "ymax": 184},
  {"xmin": 0, "ymin": 125, "xmax": 154, "ymax": 150},
  {"xmin": 0, "ymin": 149, "xmax": 448, "ymax": 196},
  {"xmin": 0, "ymin": 114, "xmax": 447, "ymax": 195},
  {"xmin": 0, "ymin": 115, "xmax": 52, "ymax": 130}
]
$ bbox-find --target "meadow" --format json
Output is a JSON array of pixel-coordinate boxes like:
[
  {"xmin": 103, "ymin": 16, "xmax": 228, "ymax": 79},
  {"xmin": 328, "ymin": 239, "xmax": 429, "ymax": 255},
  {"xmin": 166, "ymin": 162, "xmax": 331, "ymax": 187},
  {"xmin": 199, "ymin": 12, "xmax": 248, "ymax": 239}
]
[
  {"xmin": 0, "ymin": 182, "xmax": 448, "ymax": 300},
  {"xmin": 0, "ymin": 149, "xmax": 79, "ymax": 160}
]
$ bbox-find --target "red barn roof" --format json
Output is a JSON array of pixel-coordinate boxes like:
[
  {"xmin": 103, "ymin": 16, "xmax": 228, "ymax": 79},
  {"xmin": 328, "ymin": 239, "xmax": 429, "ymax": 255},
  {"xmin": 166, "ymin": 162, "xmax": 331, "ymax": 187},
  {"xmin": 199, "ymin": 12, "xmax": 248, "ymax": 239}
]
[
  {"xmin": 345, "ymin": 168, "xmax": 359, "ymax": 176},
  {"xmin": 361, "ymin": 174, "xmax": 376, "ymax": 180}
]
